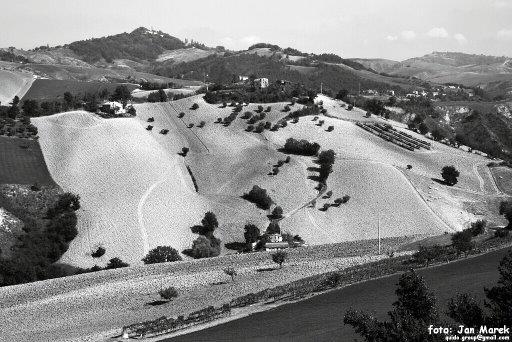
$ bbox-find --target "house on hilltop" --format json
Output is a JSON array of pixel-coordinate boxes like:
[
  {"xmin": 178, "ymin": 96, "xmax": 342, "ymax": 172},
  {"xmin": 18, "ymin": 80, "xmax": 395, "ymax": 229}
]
[
  {"xmin": 254, "ymin": 78, "xmax": 269, "ymax": 89},
  {"xmin": 264, "ymin": 233, "xmax": 289, "ymax": 252}
]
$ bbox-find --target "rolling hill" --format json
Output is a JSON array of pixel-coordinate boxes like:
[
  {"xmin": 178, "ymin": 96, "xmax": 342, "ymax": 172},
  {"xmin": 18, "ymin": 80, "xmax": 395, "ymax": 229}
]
[{"xmin": 30, "ymin": 94, "xmax": 502, "ymax": 268}]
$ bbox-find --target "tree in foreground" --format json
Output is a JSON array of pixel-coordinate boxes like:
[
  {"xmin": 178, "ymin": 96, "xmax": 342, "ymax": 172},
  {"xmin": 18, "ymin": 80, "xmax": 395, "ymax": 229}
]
[
  {"xmin": 223, "ymin": 267, "xmax": 237, "ymax": 282},
  {"xmin": 344, "ymin": 270, "xmax": 441, "ymax": 341},
  {"xmin": 448, "ymin": 249, "xmax": 512, "ymax": 327},
  {"xmin": 142, "ymin": 246, "xmax": 182, "ymax": 264},
  {"xmin": 441, "ymin": 165, "xmax": 460, "ymax": 186},
  {"xmin": 271, "ymin": 251, "xmax": 287, "ymax": 268},
  {"xmin": 159, "ymin": 286, "xmax": 178, "ymax": 301}
]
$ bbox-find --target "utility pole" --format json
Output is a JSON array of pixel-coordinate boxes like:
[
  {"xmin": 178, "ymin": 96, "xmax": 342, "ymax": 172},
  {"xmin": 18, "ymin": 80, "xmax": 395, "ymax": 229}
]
[
  {"xmin": 320, "ymin": 82, "xmax": 323, "ymax": 95},
  {"xmin": 378, "ymin": 215, "xmax": 381, "ymax": 255}
]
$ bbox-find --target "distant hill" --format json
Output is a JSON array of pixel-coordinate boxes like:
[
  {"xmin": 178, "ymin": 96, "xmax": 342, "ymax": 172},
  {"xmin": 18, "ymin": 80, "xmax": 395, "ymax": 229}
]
[
  {"xmin": 348, "ymin": 58, "xmax": 400, "ymax": 74},
  {"xmin": 65, "ymin": 27, "xmax": 186, "ymax": 64},
  {"xmin": 371, "ymin": 51, "xmax": 512, "ymax": 96}
]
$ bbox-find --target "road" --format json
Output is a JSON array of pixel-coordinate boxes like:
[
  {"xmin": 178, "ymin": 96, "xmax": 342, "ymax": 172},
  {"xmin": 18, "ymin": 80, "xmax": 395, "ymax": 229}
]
[{"xmin": 167, "ymin": 247, "xmax": 510, "ymax": 342}]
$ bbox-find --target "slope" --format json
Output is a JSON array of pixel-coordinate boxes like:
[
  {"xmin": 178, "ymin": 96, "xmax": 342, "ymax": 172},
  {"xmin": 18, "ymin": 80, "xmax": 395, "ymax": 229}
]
[
  {"xmin": 0, "ymin": 69, "xmax": 34, "ymax": 105},
  {"xmin": 33, "ymin": 111, "xmax": 208, "ymax": 267}
]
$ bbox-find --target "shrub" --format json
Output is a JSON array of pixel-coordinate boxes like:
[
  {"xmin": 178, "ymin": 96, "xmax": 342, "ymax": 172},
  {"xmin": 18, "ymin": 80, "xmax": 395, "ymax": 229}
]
[
  {"xmin": 242, "ymin": 185, "xmax": 273, "ymax": 210},
  {"xmin": 326, "ymin": 125, "xmax": 334, "ymax": 132},
  {"xmin": 284, "ymin": 156, "xmax": 291, "ymax": 163},
  {"xmin": 190, "ymin": 103, "xmax": 199, "ymax": 110},
  {"xmin": 142, "ymin": 246, "xmax": 182, "ymax": 264},
  {"xmin": 180, "ymin": 147, "xmax": 189, "ymax": 156},
  {"xmin": 283, "ymin": 105, "xmax": 291, "ymax": 112},
  {"xmin": 319, "ymin": 203, "xmax": 330, "ymax": 211},
  {"xmin": 246, "ymin": 125, "xmax": 254, "ymax": 132},
  {"xmin": 198, "ymin": 121, "xmax": 206, "ymax": 128},
  {"xmin": 264, "ymin": 121, "xmax": 271, "ymax": 130},
  {"xmin": 215, "ymin": 117, "xmax": 222, "ymax": 123},
  {"xmin": 452, "ymin": 230, "xmax": 474, "ymax": 256},
  {"xmin": 178, "ymin": 112, "xmax": 185, "ymax": 118},
  {"xmin": 257, "ymin": 105, "xmax": 264, "ymax": 113},
  {"xmin": 342, "ymin": 195, "xmax": 350, "ymax": 203},
  {"xmin": 347, "ymin": 104, "xmax": 353, "ymax": 110},
  {"xmin": 272, "ymin": 167, "xmax": 279, "ymax": 175},
  {"xmin": 413, "ymin": 245, "xmax": 445, "ymax": 266},
  {"xmin": 147, "ymin": 117, "xmax": 154, "ymax": 122},
  {"xmin": 241, "ymin": 111, "xmax": 252, "ymax": 119},
  {"xmin": 146, "ymin": 125, "xmax": 153, "ymax": 130},
  {"xmin": 407, "ymin": 164, "xmax": 413, "ymax": 170},
  {"xmin": 188, "ymin": 235, "xmax": 221, "ymax": 258},
  {"xmin": 105, "ymin": 257, "xmax": 129, "ymax": 269},
  {"xmin": 324, "ymin": 190, "xmax": 333, "ymax": 198},
  {"xmin": 91, "ymin": 246, "xmax": 106, "ymax": 258},
  {"xmin": 224, "ymin": 267, "xmax": 237, "ymax": 282},
  {"xmin": 283, "ymin": 138, "xmax": 320, "ymax": 156},
  {"xmin": 469, "ymin": 220, "xmax": 486, "ymax": 236},
  {"xmin": 265, "ymin": 106, "xmax": 271, "ymax": 112},
  {"xmin": 191, "ymin": 211, "xmax": 219, "ymax": 237},
  {"xmin": 317, "ymin": 120, "xmax": 325, "ymax": 126},
  {"xmin": 271, "ymin": 251, "xmax": 287, "ymax": 268},
  {"xmin": 495, "ymin": 228, "xmax": 509, "ymax": 238},
  {"xmin": 159, "ymin": 286, "xmax": 178, "ymax": 300}
]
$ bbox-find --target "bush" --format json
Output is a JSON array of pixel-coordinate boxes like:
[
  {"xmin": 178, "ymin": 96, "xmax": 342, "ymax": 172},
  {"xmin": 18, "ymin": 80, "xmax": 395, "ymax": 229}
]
[
  {"xmin": 180, "ymin": 147, "xmax": 189, "ymax": 156},
  {"xmin": 283, "ymin": 138, "xmax": 320, "ymax": 156},
  {"xmin": 265, "ymin": 106, "xmax": 271, "ymax": 112},
  {"xmin": 188, "ymin": 235, "xmax": 221, "ymax": 258},
  {"xmin": 242, "ymin": 185, "xmax": 273, "ymax": 210},
  {"xmin": 469, "ymin": 220, "xmax": 486, "ymax": 236},
  {"xmin": 190, "ymin": 103, "xmax": 199, "ymax": 110},
  {"xmin": 452, "ymin": 230, "xmax": 474, "ymax": 256},
  {"xmin": 142, "ymin": 246, "xmax": 182, "ymax": 264},
  {"xmin": 285, "ymin": 156, "xmax": 291, "ymax": 163},
  {"xmin": 413, "ymin": 245, "xmax": 445, "ymax": 266},
  {"xmin": 326, "ymin": 125, "xmax": 334, "ymax": 132},
  {"xmin": 271, "ymin": 251, "xmax": 287, "ymax": 268},
  {"xmin": 198, "ymin": 121, "xmax": 206, "ymax": 128},
  {"xmin": 178, "ymin": 112, "xmax": 185, "ymax": 118},
  {"xmin": 241, "ymin": 111, "xmax": 252, "ymax": 119},
  {"xmin": 91, "ymin": 246, "xmax": 106, "ymax": 258},
  {"xmin": 495, "ymin": 228, "xmax": 509, "ymax": 238},
  {"xmin": 246, "ymin": 125, "xmax": 254, "ymax": 132},
  {"xmin": 105, "ymin": 257, "xmax": 129, "ymax": 269},
  {"xmin": 159, "ymin": 286, "xmax": 178, "ymax": 300}
]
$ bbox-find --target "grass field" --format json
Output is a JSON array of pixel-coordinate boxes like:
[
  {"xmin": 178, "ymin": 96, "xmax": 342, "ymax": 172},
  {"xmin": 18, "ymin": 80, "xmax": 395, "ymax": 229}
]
[
  {"xmin": 32, "ymin": 94, "xmax": 500, "ymax": 268},
  {"xmin": 0, "ymin": 136, "xmax": 55, "ymax": 185},
  {"xmin": 490, "ymin": 166, "xmax": 512, "ymax": 196},
  {"xmin": 21, "ymin": 79, "xmax": 139, "ymax": 101}
]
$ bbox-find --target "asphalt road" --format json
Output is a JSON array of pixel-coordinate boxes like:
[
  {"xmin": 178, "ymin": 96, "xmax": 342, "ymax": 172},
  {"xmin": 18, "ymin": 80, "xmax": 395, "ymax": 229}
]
[{"xmin": 167, "ymin": 247, "xmax": 511, "ymax": 342}]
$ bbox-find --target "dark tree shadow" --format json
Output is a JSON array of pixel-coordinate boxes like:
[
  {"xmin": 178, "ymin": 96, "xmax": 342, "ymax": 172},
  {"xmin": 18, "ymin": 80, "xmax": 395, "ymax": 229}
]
[
  {"xmin": 146, "ymin": 300, "xmax": 168, "ymax": 306},
  {"xmin": 210, "ymin": 281, "xmax": 228, "ymax": 286},
  {"xmin": 307, "ymin": 166, "xmax": 321, "ymax": 172},
  {"xmin": 257, "ymin": 267, "xmax": 276, "ymax": 272},
  {"xmin": 225, "ymin": 242, "xmax": 246, "ymax": 251},
  {"xmin": 431, "ymin": 178, "xmax": 451, "ymax": 186}
]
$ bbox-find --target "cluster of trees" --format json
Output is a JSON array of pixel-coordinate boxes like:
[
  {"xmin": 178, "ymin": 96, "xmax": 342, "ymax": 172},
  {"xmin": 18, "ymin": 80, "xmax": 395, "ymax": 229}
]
[
  {"xmin": 0, "ymin": 193, "xmax": 81, "ymax": 286},
  {"xmin": 242, "ymin": 185, "xmax": 273, "ymax": 210},
  {"xmin": 282, "ymin": 138, "xmax": 321, "ymax": 156},
  {"xmin": 345, "ymin": 250, "xmax": 512, "ymax": 341},
  {"xmin": 184, "ymin": 212, "xmax": 221, "ymax": 259},
  {"xmin": 1, "ymin": 85, "xmax": 133, "ymax": 119},
  {"xmin": 147, "ymin": 89, "xmax": 168, "ymax": 102},
  {"xmin": 316, "ymin": 149, "xmax": 336, "ymax": 184}
]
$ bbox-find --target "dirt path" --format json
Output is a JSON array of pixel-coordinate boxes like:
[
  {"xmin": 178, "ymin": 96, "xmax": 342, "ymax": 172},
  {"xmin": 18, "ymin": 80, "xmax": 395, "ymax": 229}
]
[{"xmin": 137, "ymin": 179, "xmax": 166, "ymax": 255}]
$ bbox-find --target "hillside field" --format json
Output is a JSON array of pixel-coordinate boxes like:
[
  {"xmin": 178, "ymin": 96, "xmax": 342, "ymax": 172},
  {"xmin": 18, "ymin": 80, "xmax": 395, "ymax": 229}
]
[
  {"xmin": 0, "ymin": 69, "xmax": 34, "ymax": 105},
  {"xmin": 31, "ymin": 94, "xmax": 503, "ymax": 268}
]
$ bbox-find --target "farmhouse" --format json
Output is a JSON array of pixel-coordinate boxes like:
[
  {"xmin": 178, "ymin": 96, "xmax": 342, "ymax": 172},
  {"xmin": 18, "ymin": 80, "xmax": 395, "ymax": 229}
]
[
  {"xmin": 100, "ymin": 101, "xmax": 125, "ymax": 115},
  {"xmin": 264, "ymin": 233, "xmax": 289, "ymax": 251},
  {"xmin": 254, "ymin": 78, "xmax": 269, "ymax": 89}
]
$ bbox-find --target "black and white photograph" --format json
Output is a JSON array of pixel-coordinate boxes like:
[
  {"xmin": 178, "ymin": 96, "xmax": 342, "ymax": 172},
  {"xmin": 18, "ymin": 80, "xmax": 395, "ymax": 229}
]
[{"xmin": 0, "ymin": 1, "xmax": 511, "ymax": 341}]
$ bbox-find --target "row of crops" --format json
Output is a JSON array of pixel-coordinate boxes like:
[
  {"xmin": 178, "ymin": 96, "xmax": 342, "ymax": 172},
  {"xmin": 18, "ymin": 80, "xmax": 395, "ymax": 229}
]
[{"xmin": 356, "ymin": 122, "xmax": 431, "ymax": 151}]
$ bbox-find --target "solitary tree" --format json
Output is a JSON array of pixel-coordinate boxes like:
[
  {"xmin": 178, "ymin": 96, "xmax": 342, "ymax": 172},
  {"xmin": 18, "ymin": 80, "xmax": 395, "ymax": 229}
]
[
  {"xmin": 244, "ymin": 224, "xmax": 260, "ymax": 244},
  {"xmin": 272, "ymin": 251, "xmax": 287, "ymax": 268},
  {"xmin": 271, "ymin": 206, "xmax": 283, "ymax": 219},
  {"xmin": 441, "ymin": 165, "xmax": 460, "ymax": 186},
  {"xmin": 142, "ymin": 246, "xmax": 182, "ymax": 264},
  {"xmin": 451, "ymin": 230, "xmax": 474, "ymax": 257},
  {"xmin": 223, "ymin": 267, "xmax": 237, "ymax": 282}
]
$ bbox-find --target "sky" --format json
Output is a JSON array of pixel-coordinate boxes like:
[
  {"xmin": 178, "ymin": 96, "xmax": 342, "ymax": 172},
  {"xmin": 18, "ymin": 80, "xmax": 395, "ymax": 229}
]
[{"xmin": 2, "ymin": 0, "xmax": 512, "ymax": 60}]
